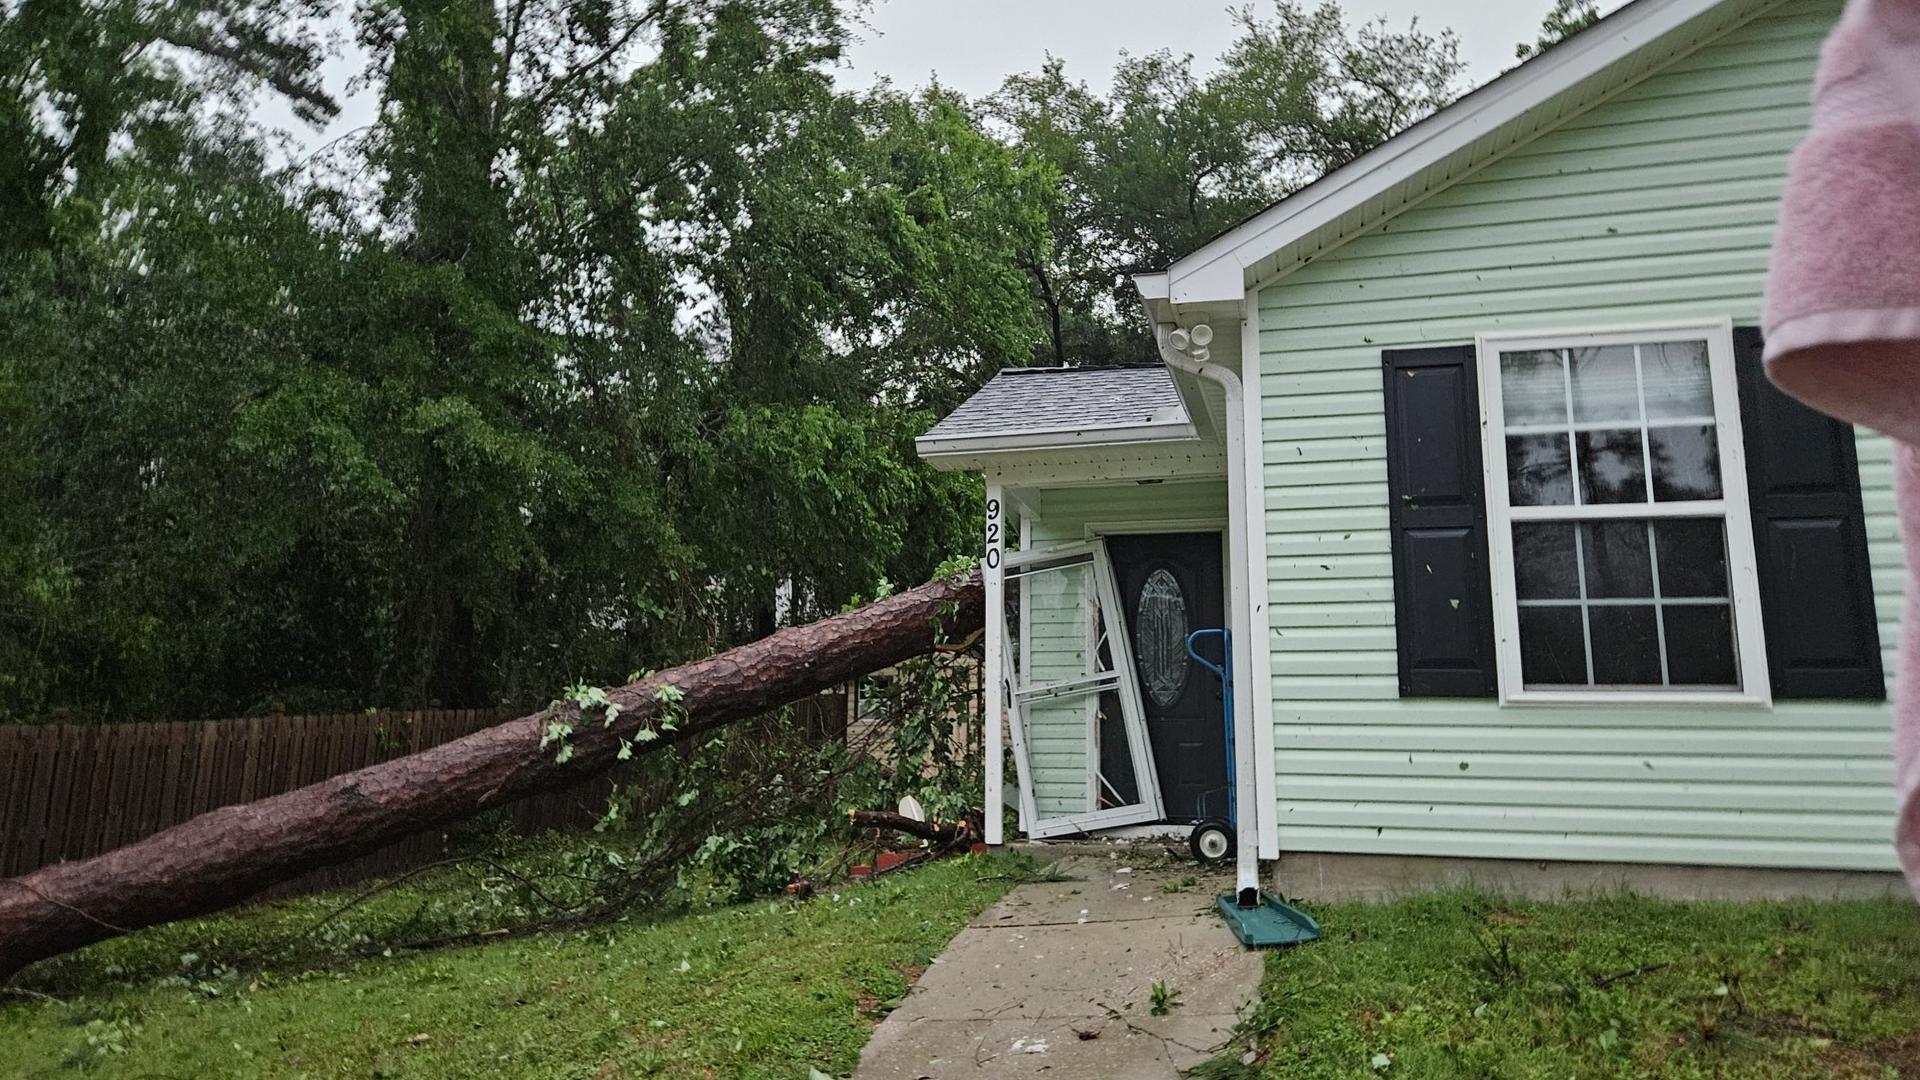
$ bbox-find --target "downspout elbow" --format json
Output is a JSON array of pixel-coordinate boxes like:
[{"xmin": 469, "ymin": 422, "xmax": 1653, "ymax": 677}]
[{"xmin": 1154, "ymin": 322, "xmax": 1242, "ymax": 403}]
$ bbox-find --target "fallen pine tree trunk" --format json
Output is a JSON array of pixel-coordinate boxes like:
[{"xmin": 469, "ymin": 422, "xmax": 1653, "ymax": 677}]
[{"xmin": 0, "ymin": 573, "xmax": 983, "ymax": 981}]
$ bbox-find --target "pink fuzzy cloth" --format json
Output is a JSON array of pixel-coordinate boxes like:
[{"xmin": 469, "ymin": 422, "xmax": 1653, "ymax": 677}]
[{"xmin": 1762, "ymin": 0, "xmax": 1920, "ymax": 892}]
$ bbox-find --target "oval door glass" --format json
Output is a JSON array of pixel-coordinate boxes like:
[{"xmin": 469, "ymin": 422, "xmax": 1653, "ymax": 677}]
[{"xmin": 1138, "ymin": 568, "xmax": 1189, "ymax": 707}]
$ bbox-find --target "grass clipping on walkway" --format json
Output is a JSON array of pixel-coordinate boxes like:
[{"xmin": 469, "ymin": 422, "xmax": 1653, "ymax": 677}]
[
  {"xmin": 1200, "ymin": 888, "xmax": 1920, "ymax": 1080},
  {"xmin": 0, "ymin": 852, "xmax": 1018, "ymax": 1080}
]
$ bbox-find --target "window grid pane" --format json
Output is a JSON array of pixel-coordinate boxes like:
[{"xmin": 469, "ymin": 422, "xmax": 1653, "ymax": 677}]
[
  {"xmin": 1642, "ymin": 340, "xmax": 1714, "ymax": 419},
  {"xmin": 1500, "ymin": 350, "xmax": 1568, "ymax": 425},
  {"xmin": 1570, "ymin": 345, "xmax": 1640, "ymax": 424},
  {"xmin": 1501, "ymin": 342, "xmax": 1723, "ymax": 512},
  {"xmin": 1511, "ymin": 518, "xmax": 1737, "ymax": 689}
]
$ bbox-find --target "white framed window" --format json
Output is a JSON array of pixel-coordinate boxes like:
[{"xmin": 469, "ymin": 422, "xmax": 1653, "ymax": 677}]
[{"xmin": 1476, "ymin": 320, "xmax": 1770, "ymax": 706}]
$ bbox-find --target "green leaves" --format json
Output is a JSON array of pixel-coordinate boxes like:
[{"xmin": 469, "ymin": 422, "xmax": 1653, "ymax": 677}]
[
  {"xmin": 1517, "ymin": 0, "xmax": 1602, "ymax": 60},
  {"xmin": 0, "ymin": 0, "xmax": 1461, "ymax": 725},
  {"xmin": 0, "ymin": 0, "xmax": 1000, "ymax": 721},
  {"xmin": 988, "ymin": 2, "xmax": 1464, "ymax": 368}
]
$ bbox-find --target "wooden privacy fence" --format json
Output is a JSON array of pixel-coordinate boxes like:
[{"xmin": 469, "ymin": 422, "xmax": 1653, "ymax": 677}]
[{"xmin": 0, "ymin": 695, "xmax": 845, "ymax": 894}]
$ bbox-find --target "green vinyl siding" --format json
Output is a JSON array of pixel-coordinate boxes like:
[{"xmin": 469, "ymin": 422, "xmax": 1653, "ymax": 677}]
[
  {"xmin": 1021, "ymin": 480, "xmax": 1227, "ymax": 817},
  {"xmin": 1256, "ymin": 0, "xmax": 1900, "ymax": 869}
]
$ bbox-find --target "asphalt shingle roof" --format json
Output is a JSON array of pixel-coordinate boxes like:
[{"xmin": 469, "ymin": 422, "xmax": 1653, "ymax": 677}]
[{"xmin": 917, "ymin": 365, "xmax": 1190, "ymax": 450}]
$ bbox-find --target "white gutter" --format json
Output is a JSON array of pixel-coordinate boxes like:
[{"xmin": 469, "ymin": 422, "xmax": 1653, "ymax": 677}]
[
  {"xmin": 1153, "ymin": 320, "xmax": 1262, "ymax": 908},
  {"xmin": 915, "ymin": 420, "xmax": 1197, "ymax": 457}
]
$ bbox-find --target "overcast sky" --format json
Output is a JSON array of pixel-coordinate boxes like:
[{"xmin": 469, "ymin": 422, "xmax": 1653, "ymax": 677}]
[
  {"xmin": 270, "ymin": 0, "xmax": 1609, "ymax": 158},
  {"xmin": 837, "ymin": 0, "xmax": 1573, "ymax": 96}
]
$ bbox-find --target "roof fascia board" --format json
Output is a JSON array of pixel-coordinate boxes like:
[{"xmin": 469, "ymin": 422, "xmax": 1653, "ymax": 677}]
[
  {"xmin": 915, "ymin": 421, "xmax": 1199, "ymax": 458},
  {"xmin": 1163, "ymin": 0, "xmax": 1745, "ymax": 306},
  {"xmin": 976, "ymin": 447, "xmax": 1229, "ymax": 486}
]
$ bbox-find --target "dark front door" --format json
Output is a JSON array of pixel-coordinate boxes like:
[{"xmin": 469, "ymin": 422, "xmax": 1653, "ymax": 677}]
[{"xmin": 1106, "ymin": 532, "xmax": 1228, "ymax": 824}]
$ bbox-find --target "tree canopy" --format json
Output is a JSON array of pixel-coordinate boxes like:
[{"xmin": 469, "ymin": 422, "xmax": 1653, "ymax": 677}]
[
  {"xmin": 0, "ymin": 0, "xmax": 1465, "ymax": 722},
  {"xmin": 988, "ymin": 3, "xmax": 1462, "ymax": 365},
  {"xmin": 1516, "ymin": 0, "xmax": 1602, "ymax": 60}
]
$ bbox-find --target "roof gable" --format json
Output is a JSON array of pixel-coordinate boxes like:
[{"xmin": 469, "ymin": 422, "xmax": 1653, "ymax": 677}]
[{"xmin": 1154, "ymin": 0, "xmax": 1780, "ymax": 306}]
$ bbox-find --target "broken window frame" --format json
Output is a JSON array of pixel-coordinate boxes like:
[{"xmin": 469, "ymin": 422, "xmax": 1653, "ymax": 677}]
[{"xmin": 999, "ymin": 539, "xmax": 1165, "ymax": 838}]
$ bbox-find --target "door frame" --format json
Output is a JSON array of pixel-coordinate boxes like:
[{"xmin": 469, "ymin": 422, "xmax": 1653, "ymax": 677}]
[{"xmin": 1083, "ymin": 520, "xmax": 1230, "ymax": 823}]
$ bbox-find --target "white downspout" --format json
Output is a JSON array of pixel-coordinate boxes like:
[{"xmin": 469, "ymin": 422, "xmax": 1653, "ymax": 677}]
[{"xmin": 1154, "ymin": 321, "xmax": 1262, "ymax": 907}]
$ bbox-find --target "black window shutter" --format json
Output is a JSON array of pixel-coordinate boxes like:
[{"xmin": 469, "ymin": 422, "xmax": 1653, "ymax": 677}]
[
  {"xmin": 1732, "ymin": 326, "xmax": 1885, "ymax": 700},
  {"xmin": 1381, "ymin": 345, "xmax": 1497, "ymax": 697}
]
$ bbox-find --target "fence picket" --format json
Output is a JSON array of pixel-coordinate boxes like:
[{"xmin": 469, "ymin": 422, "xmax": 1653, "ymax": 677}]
[
  {"xmin": 156, "ymin": 722, "xmax": 187, "ymax": 832},
  {"xmin": 0, "ymin": 728, "xmax": 25, "ymax": 875},
  {"xmin": 84, "ymin": 724, "xmax": 120, "ymax": 856},
  {"xmin": 5, "ymin": 728, "xmax": 53, "ymax": 876},
  {"xmin": 39, "ymin": 725, "xmax": 84, "ymax": 873},
  {"xmin": 115, "ymin": 724, "xmax": 155, "ymax": 851},
  {"xmin": 287, "ymin": 713, "xmax": 310, "ymax": 789},
  {"xmin": 0, "ymin": 729, "xmax": 19, "ymax": 847}
]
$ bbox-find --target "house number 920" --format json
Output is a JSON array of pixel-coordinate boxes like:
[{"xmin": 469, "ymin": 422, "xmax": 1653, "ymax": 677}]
[{"xmin": 984, "ymin": 497, "xmax": 1002, "ymax": 570}]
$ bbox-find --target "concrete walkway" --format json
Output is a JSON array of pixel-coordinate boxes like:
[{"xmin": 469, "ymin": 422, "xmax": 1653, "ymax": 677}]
[{"xmin": 854, "ymin": 853, "xmax": 1261, "ymax": 1079}]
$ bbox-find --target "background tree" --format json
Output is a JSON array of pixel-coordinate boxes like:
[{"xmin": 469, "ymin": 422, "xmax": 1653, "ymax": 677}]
[
  {"xmin": 988, "ymin": 1, "xmax": 1464, "ymax": 367},
  {"xmin": 1516, "ymin": 0, "xmax": 1602, "ymax": 60},
  {"xmin": 0, "ymin": 0, "xmax": 344, "ymax": 716},
  {"xmin": 0, "ymin": 0, "xmax": 1464, "ymax": 723},
  {"xmin": 0, "ymin": 0, "xmax": 1044, "ymax": 721}
]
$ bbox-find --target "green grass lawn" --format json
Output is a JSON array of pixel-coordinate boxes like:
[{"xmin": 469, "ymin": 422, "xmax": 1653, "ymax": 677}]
[
  {"xmin": 0, "ymin": 852, "xmax": 1018, "ymax": 1080},
  {"xmin": 1200, "ymin": 888, "xmax": 1920, "ymax": 1080},
  {"xmin": 12, "ymin": 855, "xmax": 1917, "ymax": 1080}
]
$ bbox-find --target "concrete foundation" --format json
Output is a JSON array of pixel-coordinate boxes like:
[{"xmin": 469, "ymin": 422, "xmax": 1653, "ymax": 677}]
[{"xmin": 1273, "ymin": 850, "xmax": 1908, "ymax": 903}]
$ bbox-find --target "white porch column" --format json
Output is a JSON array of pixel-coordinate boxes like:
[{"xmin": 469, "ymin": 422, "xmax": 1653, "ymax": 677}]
[{"xmin": 981, "ymin": 482, "xmax": 1006, "ymax": 846}]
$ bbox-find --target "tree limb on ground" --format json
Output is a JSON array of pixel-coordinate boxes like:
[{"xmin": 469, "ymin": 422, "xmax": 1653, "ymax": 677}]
[
  {"xmin": 848, "ymin": 809, "xmax": 981, "ymax": 850},
  {"xmin": 0, "ymin": 573, "xmax": 983, "ymax": 981}
]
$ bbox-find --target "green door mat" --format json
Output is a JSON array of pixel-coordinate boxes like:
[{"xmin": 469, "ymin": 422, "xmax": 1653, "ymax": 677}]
[{"xmin": 1217, "ymin": 893, "xmax": 1321, "ymax": 947}]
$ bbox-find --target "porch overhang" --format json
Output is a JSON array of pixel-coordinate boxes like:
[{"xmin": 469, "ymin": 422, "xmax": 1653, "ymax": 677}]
[
  {"xmin": 915, "ymin": 363, "xmax": 1217, "ymax": 473},
  {"xmin": 916, "ymin": 420, "xmax": 1198, "ymax": 460},
  {"xmin": 918, "ymin": 441, "xmax": 1227, "ymax": 484}
]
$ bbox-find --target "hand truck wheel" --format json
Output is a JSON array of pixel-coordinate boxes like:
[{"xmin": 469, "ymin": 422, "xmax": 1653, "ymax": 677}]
[{"xmin": 1188, "ymin": 817, "xmax": 1235, "ymax": 864}]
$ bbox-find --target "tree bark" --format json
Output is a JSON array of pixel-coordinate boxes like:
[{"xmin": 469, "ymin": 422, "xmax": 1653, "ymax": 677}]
[{"xmin": 0, "ymin": 573, "xmax": 983, "ymax": 981}]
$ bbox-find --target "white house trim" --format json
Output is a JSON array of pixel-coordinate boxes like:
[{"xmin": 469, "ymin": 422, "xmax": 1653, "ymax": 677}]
[
  {"xmin": 1159, "ymin": 0, "xmax": 1775, "ymax": 305},
  {"xmin": 1240, "ymin": 312, "xmax": 1280, "ymax": 860},
  {"xmin": 916, "ymin": 420, "xmax": 1198, "ymax": 457},
  {"xmin": 1078, "ymin": 517, "xmax": 1227, "ymax": 538},
  {"xmin": 929, "ymin": 446, "xmax": 1229, "ymax": 486},
  {"xmin": 982, "ymin": 482, "xmax": 1007, "ymax": 845}
]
